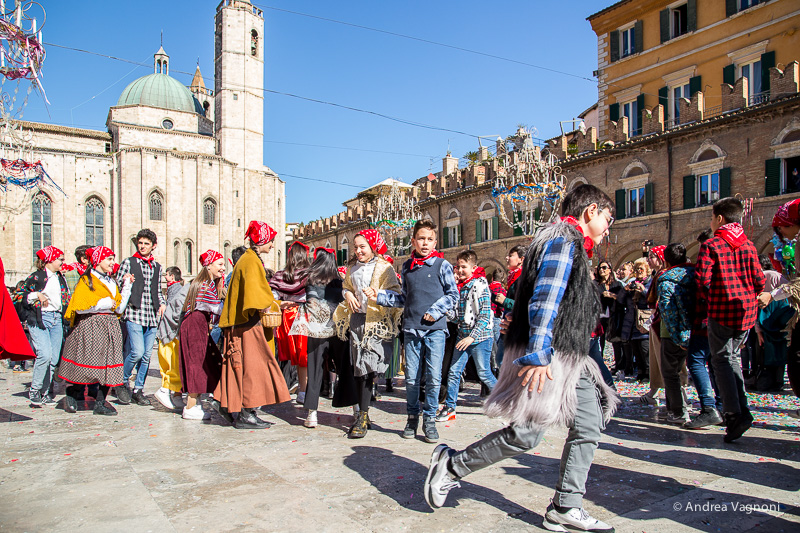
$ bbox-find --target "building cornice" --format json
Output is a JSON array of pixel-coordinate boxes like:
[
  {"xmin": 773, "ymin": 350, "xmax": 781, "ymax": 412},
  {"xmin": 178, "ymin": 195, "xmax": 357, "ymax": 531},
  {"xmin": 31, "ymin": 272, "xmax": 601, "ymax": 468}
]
[
  {"xmin": 13, "ymin": 119, "xmax": 111, "ymax": 140},
  {"xmin": 110, "ymin": 120, "xmax": 213, "ymax": 140}
]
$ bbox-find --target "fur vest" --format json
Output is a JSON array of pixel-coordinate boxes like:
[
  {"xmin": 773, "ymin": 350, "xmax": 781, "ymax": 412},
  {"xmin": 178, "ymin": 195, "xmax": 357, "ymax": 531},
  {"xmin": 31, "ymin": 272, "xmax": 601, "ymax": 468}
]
[{"xmin": 484, "ymin": 221, "xmax": 620, "ymax": 429}]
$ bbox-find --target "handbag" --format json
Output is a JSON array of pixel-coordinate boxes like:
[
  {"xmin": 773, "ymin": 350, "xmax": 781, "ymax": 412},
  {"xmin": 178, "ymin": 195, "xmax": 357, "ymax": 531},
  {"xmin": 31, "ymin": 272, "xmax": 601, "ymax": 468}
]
[{"xmin": 635, "ymin": 307, "xmax": 653, "ymax": 334}]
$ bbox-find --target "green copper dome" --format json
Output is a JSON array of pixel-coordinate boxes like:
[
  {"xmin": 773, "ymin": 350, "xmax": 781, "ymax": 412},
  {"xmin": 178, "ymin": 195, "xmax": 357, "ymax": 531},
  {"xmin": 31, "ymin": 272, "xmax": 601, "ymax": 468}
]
[{"xmin": 117, "ymin": 73, "xmax": 204, "ymax": 114}]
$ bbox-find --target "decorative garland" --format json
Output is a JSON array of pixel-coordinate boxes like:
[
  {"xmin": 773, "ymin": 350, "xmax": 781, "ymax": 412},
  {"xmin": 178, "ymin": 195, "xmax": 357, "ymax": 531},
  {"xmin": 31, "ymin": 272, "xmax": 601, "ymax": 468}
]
[{"xmin": 0, "ymin": 158, "xmax": 62, "ymax": 194}]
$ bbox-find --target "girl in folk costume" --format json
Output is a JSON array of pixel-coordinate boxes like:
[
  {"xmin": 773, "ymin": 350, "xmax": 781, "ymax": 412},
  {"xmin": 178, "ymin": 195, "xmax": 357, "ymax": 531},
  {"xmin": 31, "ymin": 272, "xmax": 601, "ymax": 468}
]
[
  {"xmin": 211, "ymin": 221, "xmax": 291, "ymax": 429},
  {"xmin": 270, "ymin": 241, "xmax": 310, "ymax": 403},
  {"xmin": 333, "ymin": 229, "xmax": 402, "ymax": 438},
  {"xmin": 14, "ymin": 246, "xmax": 70, "ymax": 407},
  {"xmin": 0, "ymin": 256, "xmax": 35, "ymax": 364},
  {"xmin": 289, "ymin": 247, "xmax": 351, "ymax": 427},
  {"xmin": 59, "ymin": 247, "xmax": 134, "ymax": 416},
  {"xmin": 178, "ymin": 250, "xmax": 226, "ymax": 421}
]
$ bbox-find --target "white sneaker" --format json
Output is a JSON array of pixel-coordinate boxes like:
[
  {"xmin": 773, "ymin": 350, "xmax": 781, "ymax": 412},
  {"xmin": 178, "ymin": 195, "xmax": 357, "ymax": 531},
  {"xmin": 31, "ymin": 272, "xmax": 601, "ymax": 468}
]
[
  {"xmin": 182, "ymin": 404, "xmax": 211, "ymax": 420},
  {"xmin": 424, "ymin": 444, "xmax": 460, "ymax": 509},
  {"xmin": 304, "ymin": 409, "xmax": 318, "ymax": 428},
  {"xmin": 296, "ymin": 391, "xmax": 306, "ymax": 405},
  {"xmin": 154, "ymin": 387, "xmax": 175, "ymax": 410},
  {"xmin": 543, "ymin": 503, "xmax": 614, "ymax": 532},
  {"xmin": 638, "ymin": 394, "xmax": 659, "ymax": 407}
]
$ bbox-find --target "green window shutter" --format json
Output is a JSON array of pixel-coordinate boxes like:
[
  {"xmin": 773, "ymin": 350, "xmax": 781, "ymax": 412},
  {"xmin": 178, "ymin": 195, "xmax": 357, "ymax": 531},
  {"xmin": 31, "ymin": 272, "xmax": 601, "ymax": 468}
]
[
  {"xmin": 342, "ymin": 249, "xmax": 348, "ymax": 264},
  {"xmin": 609, "ymin": 30, "xmax": 619, "ymax": 63},
  {"xmin": 442, "ymin": 226, "xmax": 450, "ymax": 248},
  {"xmin": 719, "ymin": 167, "xmax": 731, "ymax": 198},
  {"xmin": 658, "ymin": 86, "xmax": 669, "ymax": 119},
  {"xmin": 725, "ymin": 0, "xmax": 738, "ymax": 17},
  {"xmin": 660, "ymin": 8, "xmax": 670, "ymax": 43},
  {"xmin": 689, "ymin": 75, "xmax": 702, "ymax": 97},
  {"xmin": 513, "ymin": 211, "xmax": 523, "ymax": 236},
  {"xmin": 635, "ymin": 94, "xmax": 645, "ymax": 135},
  {"xmin": 761, "ymin": 51, "xmax": 776, "ymax": 94},
  {"xmin": 634, "ymin": 20, "xmax": 643, "ymax": 54},
  {"xmin": 336, "ymin": 250, "xmax": 343, "ymax": 266},
  {"xmin": 615, "ymin": 189, "xmax": 626, "ymax": 220},
  {"xmin": 687, "ymin": 0, "xmax": 697, "ymax": 32},
  {"xmin": 533, "ymin": 206, "xmax": 542, "ymax": 223},
  {"xmin": 609, "ymin": 103, "xmax": 619, "ymax": 122},
  {"xmin": 723, "ymin": 64, "xmax": 736, "ymax": 86},
  {"xmin": 644, "ymin": 183, "xmax": 654, "ymax": 215},
  {"xmin": 475, "ymin": 220, "xmax": 482, "ymax": 243},
  {"xmin": 683, "ymin": 175, "xmax": 697, "ymax": 209},
  {"xmin": 765, "ymin": 159, "xmax": 781, "ymax": 197},
  {"xmin": 491, "ymin": 217, "xmax": 499, "ymax": 240}
]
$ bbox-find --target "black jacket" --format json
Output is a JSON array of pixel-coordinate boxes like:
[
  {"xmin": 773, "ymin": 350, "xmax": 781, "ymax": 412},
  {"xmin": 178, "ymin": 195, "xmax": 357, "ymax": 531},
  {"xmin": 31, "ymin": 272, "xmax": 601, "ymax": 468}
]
[{"xmin": 15, "ymin": 269, "xmax": 69, "ymax": 329}]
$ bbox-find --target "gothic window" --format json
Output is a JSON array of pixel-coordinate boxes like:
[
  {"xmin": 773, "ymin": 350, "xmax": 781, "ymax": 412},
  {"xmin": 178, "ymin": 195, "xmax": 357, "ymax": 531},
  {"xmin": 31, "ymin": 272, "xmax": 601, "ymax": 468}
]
[
  {"xmin": 31, "ymin": 192, "xmax": 52, "ymax": 254},
  {"xmin": 203, "ymin": 198, "xmax": 217, "ymax": 225},
  {"xmin": 85, "ymin": 196, "xmax": 104, "ymax": 246},
  {"xmin": 149, "ymin": 191, "xmax": 164, "ymax": 221},
  {"xmin": 185, "ymin": 241, "xmax": 193, "ymax": 275},
  {"xmin": 251, "ymin": 29, "xmax": 259, "ymax": 57}
]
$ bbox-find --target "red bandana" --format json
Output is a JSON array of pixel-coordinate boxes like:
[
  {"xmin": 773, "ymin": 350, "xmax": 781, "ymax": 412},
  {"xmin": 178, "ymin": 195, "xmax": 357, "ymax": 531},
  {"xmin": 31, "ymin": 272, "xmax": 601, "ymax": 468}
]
[
  {"xmin": 560, "ymin": 216, "xmax": 595, "ymax": 258},
  {"xmin": 383, "ymin": 255, "xmax": 394, "ymax": 264},
  {"xmin": 111, "ymin": 263, "xmax": 121, "ymax": 276},
  {"xmin": 35, "ymin": 246, "xmax": 63, "ymax": 264},
  {"xmin": 410, "ymin": 249, "xmax": 444, "ymax": 270},
  {"xmin": 62, "ymin": 262, "xmax": 88, "ymax": 275},
  {"xmin": 772, "ymin": 199, "xmax": 800, "ymax": 228},
  {"xmin": 357, "ymin": 229, "xmax": 388, "ymax": 255},
  {"xmin": 716, "ymin": 222, "xmax": 747, "ymax": 249},
  {"xmin": 200, "ymin": 249, "xmax": 223, "ymax": 267},
  {"xmin": 290, "ymin": 240, "xmax": 310, "ymax": 253},
  {"xmin": 506, "ymin": 267, "xmax": 521, "ymax": 291},
  {"xmin": 245, "ymin": 220, "xmax": 277, "ymax": 246},
  {"xmin": 89, "ymin": 246, "xmax": 114, "ymax": 268},
  {"xmin": 337, "ymin": 266, "xmax": 347, "ymax": 276},
  {"xmin": 314, "ymin": 247, "xmax": 334, "ymax": 260},
  {"xmin": 167, "ymin": 280, "xmax": 181, "ymax": 288},
  {"xmin": 133, "ymin": 251, "xmax": 155, "ymax": 266},
  {"xmin": 457, "ymin": 266, "xmax": 486, "ymax": 292},
  {"xmin": 650, "ymin": 245, "xmax": 666, "ymax": 263}
]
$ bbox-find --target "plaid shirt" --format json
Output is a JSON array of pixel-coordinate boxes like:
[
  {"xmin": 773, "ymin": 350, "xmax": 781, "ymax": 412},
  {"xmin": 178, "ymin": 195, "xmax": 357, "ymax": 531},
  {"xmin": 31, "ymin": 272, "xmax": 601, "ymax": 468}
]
[
  {"xmin": 696, "ymin": 235, "xmax": 765, "ymax": 331},
  {"xmin": 456, "ymin": 278, "xmax": 493, "ymax": 344},
  {"xmin": 514, "ymin": 237, "xmax": 575, "ymax": 367},
  {"xmin": 117, "ymin": 256, "xmax": 165, "ymax": 327}
]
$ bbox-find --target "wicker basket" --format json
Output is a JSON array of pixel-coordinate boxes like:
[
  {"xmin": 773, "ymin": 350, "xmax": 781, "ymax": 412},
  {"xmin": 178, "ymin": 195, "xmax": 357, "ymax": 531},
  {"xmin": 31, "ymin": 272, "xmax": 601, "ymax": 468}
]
[{"xmin": 259, "ymin": 309, "xmax": 282, "ymax": 329}]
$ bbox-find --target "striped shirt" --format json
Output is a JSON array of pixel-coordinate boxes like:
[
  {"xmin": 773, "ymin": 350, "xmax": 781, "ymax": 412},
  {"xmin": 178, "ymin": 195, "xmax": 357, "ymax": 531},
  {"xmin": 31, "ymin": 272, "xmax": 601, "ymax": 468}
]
[{"xmin": 193, "ymin": 280, "xmax": 223, "ymax": 321}]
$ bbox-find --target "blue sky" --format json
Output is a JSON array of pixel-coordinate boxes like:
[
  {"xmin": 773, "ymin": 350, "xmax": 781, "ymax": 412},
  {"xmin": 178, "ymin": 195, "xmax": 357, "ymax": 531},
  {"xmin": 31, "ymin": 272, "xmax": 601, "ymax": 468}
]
[{"xmin": 20, "ymin": 0, "xmax": 611, "ymax": 224}]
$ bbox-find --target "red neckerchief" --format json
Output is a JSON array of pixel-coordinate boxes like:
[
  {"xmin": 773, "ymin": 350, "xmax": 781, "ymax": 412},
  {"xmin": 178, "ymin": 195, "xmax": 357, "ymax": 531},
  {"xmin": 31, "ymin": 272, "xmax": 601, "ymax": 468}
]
[
  {"xmin": 506, "ymin": 268, "xmax": 521, "ymax": 291},
  {"xmin": 167, "ymin": 281, "xmax": 180, "ymax": 288},
  {"xmin": 63, "ymin": 262, "xmax": 88, "ymax": 275},
  {"xmin": 715, "ymin": 222, "xmax": 747, "ymax": 249},
  {"xmin": 133, "ymin": 252, "xmax": 155, "ymax": 266},
  {"xmin": 560, "ymin": 216, "xmax": 595, "ymax": 258},
  {"xmin": 457, "ymin": 267, "xmax": 486, "ymax": 292},
  {"xmin": 410, "ymin": 249, "xmax": 443, "ymax": 270}
]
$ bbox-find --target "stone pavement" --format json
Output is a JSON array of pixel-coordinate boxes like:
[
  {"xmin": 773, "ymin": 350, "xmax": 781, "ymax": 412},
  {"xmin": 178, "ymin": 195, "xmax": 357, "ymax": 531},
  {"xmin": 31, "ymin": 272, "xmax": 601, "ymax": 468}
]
[{"xmin": 1, "ymin": 364, "xmax": 799, "ymax": 533}]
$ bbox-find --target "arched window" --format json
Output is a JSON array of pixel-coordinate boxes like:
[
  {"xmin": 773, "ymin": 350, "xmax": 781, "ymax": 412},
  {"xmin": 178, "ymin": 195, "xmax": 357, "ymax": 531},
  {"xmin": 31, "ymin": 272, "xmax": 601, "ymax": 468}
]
[
  {"xmin": 31, "ymin": 192, "xmax": 52, "ymax": 253},
  {"xmin": 251, "ymin": 29, "xmax": 259, "ymax": 57},
  {"xmin": 185, "ymin": 241, "xmax": 193, "ymax": 275},
  {"xmin": 173, "ymin": 240, "xmax": 181, "ymax": 267},
  {"xmin": 203, "ymin": 101, "xmax": 210, "ymax": 116},
  {"xmin": 203, "ymin": 198, "xmax": 217, "ymax": 225},
  {"xmin": 223, "ymin": 242, "xmax": 231, "ymax": 269},
  {"xmin": 149, "ymin": 191, "xmax": 164, "ymax": 221},
  {"xmin": 85, "ymin": 196, "xmax": 104, "ymax": 246}
]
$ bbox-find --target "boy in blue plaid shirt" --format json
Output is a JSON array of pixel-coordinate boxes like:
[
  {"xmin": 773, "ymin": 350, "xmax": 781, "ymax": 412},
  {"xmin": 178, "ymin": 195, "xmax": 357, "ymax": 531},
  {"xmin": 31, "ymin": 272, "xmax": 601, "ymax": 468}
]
[{"xmin": 437, "ymin": 250, "xmax": 496, "ymax": 422}]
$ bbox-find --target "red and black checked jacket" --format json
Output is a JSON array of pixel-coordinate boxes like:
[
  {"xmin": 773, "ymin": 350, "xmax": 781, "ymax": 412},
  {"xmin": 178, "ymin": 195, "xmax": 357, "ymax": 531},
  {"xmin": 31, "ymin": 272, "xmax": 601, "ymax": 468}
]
[{"xmin": 695, "ymin": 234, "xmax": 765, "ymax": 331}]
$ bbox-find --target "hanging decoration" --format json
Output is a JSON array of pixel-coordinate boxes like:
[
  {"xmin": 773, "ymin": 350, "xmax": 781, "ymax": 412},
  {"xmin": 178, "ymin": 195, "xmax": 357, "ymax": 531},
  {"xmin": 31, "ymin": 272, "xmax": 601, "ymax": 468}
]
[
  {"xmin": 368, "ymin": 180, "xmax": 421, "ymax": 256},
  {"xmin": 491, "ymin": 126, "xmax": 567, "ymax": 236},
  {"xmin": 771, "ymin": 233, "xmax": 795, "ymax": 277}
]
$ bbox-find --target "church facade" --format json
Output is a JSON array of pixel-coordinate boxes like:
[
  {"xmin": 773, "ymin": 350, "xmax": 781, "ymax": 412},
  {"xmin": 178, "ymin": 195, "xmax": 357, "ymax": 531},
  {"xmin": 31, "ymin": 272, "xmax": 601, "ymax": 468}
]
[{"xmin": 0, "ymin": 0, "xmax": 285, "ymax": 284}]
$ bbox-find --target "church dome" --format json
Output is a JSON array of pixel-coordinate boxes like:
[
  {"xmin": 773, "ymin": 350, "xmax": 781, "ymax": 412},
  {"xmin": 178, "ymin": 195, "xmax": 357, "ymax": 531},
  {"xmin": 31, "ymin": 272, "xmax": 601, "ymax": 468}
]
[{"xmin": 117, "ymin": 73, "xmax": 203, "ymax": 114}]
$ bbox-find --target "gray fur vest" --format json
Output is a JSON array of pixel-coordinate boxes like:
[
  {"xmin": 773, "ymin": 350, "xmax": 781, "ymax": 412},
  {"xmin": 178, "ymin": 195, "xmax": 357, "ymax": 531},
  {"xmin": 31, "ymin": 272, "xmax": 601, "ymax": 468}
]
[{"xmin": 483, "ymin": 222, "xmax": 620, "ymax": 429}]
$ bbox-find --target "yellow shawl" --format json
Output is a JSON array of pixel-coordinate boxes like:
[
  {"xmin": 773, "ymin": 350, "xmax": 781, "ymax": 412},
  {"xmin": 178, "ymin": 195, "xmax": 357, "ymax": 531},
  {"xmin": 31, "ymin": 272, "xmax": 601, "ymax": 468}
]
[
  {"xmin": 333, "ymin": 257, "xmax": 402, "ymax": 345},
  {"xmin": 63, "ymin": 274, "xmax": 121, "ymax": 327},
  {"xmin": 220, "ymin": 248, "xmax": 279, "ymax": 328}
]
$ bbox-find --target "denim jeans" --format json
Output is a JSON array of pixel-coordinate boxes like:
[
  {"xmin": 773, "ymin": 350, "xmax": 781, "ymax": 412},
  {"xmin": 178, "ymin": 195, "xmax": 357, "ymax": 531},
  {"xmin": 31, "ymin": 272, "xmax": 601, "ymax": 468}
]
[
  {"xmin": 445, "ymin": 338, "xmax": 497, "ymax": 409},
  {"xmin": 123, "ymin": 321, "xmax": 158, "ymax": 391},
  {"xmin": 589, "ymin": 336, "xmax": 614, "ymax": 387},
  {"xmin": 404, "ymin": 329, "xmax": 446, "ymax": 419},
  {"xmin": 687, "ymin": 334, "xmax": 721, "ymax": 410},
  {"xmin": 29, "ymin": 311, "xmax": 63, "ymax": 394}
]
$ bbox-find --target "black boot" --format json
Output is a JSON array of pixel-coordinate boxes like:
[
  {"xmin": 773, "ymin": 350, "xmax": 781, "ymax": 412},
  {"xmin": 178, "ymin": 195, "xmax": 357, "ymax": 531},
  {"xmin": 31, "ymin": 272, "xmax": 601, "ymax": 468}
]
[
  {"xmin": 234, "ymin": 408, "xmax": 271, "ymax": 429},
  {"xmin": 63, "ymin": 395, "xmax": 78, "ymax": 414},
  {"xmin": 209, "ymin": 399, "xmax": 234, "ymax": 425},
  {"xmin": 113, "ymin": 385, "xmax": 131, "ymax": 405},
  {"xmin": 402, "ymin": 415, "xmax": 419, "ymax": 439},
  {"xmin": 348, "ymin": 410, "xmax": 370, "ymax": 439}
]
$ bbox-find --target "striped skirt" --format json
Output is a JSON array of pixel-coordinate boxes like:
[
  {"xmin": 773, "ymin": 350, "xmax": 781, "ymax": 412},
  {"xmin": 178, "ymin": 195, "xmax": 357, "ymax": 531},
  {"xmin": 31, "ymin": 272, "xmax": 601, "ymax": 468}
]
[{"xmin": 59, "ymin": 313, "xmax": 124, "ymax": 387}]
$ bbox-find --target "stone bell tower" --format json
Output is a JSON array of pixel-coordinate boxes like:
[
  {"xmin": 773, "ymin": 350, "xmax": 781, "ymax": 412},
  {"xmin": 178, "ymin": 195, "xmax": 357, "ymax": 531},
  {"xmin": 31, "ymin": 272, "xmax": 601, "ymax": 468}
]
[{"xmin": 214, "ymin": 0, "xmax": 264, "ymax": 171}]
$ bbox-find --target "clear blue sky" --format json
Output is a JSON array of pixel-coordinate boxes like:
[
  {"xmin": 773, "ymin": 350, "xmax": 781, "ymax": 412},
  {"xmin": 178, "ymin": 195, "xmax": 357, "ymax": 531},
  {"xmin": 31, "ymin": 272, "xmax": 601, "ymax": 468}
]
[{"xmin": 20, "ymin": 0, "xmax": 611, "ymax": 224}]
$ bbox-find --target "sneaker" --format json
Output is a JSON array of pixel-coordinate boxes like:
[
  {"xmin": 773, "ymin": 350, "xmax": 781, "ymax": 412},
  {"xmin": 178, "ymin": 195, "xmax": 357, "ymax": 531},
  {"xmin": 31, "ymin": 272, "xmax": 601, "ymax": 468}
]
[
  {"xmin": 724, "ymin": 411, "xmax": 754, "ymax": 443},
  {"xmin": 304, "ymin": 410, "xmax": 318, "ymax": 428},
  {"xmin": 543, "ymin": 503, "xmax": 614, "ymax": 532},
  {"xmin": 683, "ymin": 407, "xmax": 723, "ymax": 429},
  {"xmin": 289, "ymin": 382, "xmax": 299, "ymax": 394},
  {"xmin": 153, "ymin": 388, "xmax": 175, "ymax": 410},
  {"xmin": 182, "ymin": 404, "xmax": 211, "ymax": 420},
  {"xmin": 402, "ymin": 416, "xmax": 419, "ymax": 439},
  {"xmin": 29, "ymin": 390, "xmax": 43, "ymax": 408},
  {"xmin": 435, "ymin": 407, "xmax": 456, "ymax": 423},
  {"xmin": 131, "ymin": 389, "xmax": 151, "ymax": 406},
  {"xmin": 41, "ymin": 394, "xmax": 57, "ymax": 407},
  {"xmin": 424, "ymin": 444, "xmax": 460, "ymax": 509},
  {"xmin": 423, "ymin": 417, "xmax": 439, "ymax": 443},
  {"xmin": 638, "ymin": 394, "xmax": 658, "ymax": 407},
  {"xmin": 113, "ymin": 385, "xmax": 131, "ymax": 405},
  {"xmin": 665, "ymin": 412, "xmax": 690, "ymax": 425},
  {"xmin": 12, "ymin": 366, "xmax": 24, "ymax": 373},
  {"xmin": 296, "ymin": 391, "xmax": 306, "ymax": 405}
]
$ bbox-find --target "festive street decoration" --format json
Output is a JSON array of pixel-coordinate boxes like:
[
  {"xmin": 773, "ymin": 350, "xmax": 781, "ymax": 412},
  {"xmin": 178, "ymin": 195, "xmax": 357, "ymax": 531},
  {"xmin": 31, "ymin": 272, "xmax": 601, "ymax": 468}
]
[
  {"xmin": 368, "ymin": 179, "xmax": 421, "ymax": 256},
  {"xmin": 492, "ymin": 126, "xmax": 567, "ymax": 236}
]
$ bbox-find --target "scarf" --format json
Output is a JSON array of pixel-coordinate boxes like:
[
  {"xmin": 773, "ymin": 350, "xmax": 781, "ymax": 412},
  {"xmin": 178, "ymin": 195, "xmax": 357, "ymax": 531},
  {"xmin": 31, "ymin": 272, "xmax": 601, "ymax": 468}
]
[
  {"xmin": 506, "ymin": 267, "xmax": 521, "ymax": 291},
  {"xmin": 245, "ymin": 220, "xmax": 277, "ymax": 246},
  {"xmin": 650, "ymin": 245, "xmax": 666, "ymax": 263},
  {"xmin": 89, "ymin": 246, "xmax": 114, "ymax": 268},
  {"xmin": 560, "ymin": 216, "xmax": 595, "ymax": 258},
  {"xmin": 63, "ymin": 262, "xmax": 88, "ymax": 275},
  {"xmin": 200, "ymin": 249, "xmax": 223, "ymax": 267},
  {"xmin": 167, "ymin": 280, "xmax": 181, "ymax": 288},
  {"xmin": 716, "ymin": 222, "xmax": 747, "ymax": 249},
  {"xmin": 410, "ymin": 249, "xmax": 443, "ymax": 270},
  {"xmin": 35, "ymin": 246, "xmax": 63, "ymax": 263},
  {"xmin": 133, "ymin": 251, "xmax": 154, "ymax": 266},
  {"xmin": 457, "ymin": 266, "xmax": 486, "ymax": 292},
  {"xmin": 357, "ymin": 229, "xmax": 388, "ymax": 255}
]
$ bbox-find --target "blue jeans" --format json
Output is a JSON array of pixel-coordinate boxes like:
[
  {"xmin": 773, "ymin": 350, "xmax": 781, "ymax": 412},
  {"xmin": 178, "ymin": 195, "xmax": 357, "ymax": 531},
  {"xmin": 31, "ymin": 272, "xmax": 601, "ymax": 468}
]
[
  {"xmin": 123, "ymin": 322, "xmax": 158, "ymax": 391},
  {"xmin": 445, "ymin": 338, "xmax": 497, "ymax": 409},
  {"xmin": 687, "ymin": 334, "xmax": 722, "ymax": 410},
  {"xmin": 29, "ymin": 311, "xmax": 63, "ymax": 394},
  {"xmin": 404, "ymin": 329, "xmax": 446, "ymax": 419},
  {"xmin": 589, "ymin": 336, "xmax": 614, "ymax": 387}
]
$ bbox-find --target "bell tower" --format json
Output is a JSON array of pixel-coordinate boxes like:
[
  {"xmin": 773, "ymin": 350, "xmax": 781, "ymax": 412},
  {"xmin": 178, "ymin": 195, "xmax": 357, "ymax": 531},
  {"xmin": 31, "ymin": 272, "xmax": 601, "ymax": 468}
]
[{"xmin": 214, "ymin": 0, "xmax": 264, "ymax": 171}]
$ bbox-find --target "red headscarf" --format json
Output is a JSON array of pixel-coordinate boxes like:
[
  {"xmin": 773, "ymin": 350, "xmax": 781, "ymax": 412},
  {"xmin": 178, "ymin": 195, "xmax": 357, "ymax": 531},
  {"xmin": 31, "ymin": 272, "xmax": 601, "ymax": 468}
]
[
  {"xmin": 356, "ymin": 229, "xmax": 388, "ymax": 255},
  {"xmin": 314, "ymin": 247, "xmax": 334, "ymax": 260},
  {"xmin": 35, "ymin": 246, "xmax": 63, "ymax": 264},
  {"xmin": 383, "ymin": 255, "xmax": 394, "ymax": 264},
  {"xmin": 245, "ymin": 220, "xmax": 277, "ymax": 246},
  {"xmin": 88, "ymin": 246, "xmax": 114, "ymax": 268},
  {"xmin": 337, "ymin": 266, "xmax": 347, "ymax": 276},
  {"xmin": 649, "ymin": 245, "xmax": 666, "ymax": 263},
  {"xmin": 560, "ymin": 217, "xmax": 595, "ymax": 258},
  {"xmin": 200, "ymin": 249, "xmax": 223, "ymax": 267},
  {"xmin": 772, "ymin": 199, "xmax": 800, "ymax": 228},
  {"xmin": 290, "ymin": 240, "xmax": 310, "ymax": 253}
]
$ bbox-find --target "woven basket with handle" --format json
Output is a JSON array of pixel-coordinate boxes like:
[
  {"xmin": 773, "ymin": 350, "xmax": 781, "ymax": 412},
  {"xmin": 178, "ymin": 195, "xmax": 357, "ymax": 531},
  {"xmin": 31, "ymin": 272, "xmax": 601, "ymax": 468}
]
[{"xmin": 259, "ymin": 309, "xmax": 282, "ymax": 329}]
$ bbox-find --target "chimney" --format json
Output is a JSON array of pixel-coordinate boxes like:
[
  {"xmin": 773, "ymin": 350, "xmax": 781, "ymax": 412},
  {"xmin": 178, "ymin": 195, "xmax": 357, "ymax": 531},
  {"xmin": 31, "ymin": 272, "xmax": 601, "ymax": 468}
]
[{"xmin": 443, "ymin": 153, "xmax": 458, "ymax": 176}]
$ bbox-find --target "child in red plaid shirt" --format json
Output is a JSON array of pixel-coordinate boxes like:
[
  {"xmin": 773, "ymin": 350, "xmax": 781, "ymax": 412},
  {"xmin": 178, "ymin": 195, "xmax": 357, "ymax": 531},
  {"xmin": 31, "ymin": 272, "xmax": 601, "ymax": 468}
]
[{"xmin": 695, "ymin": 197, "xmax": 765, "ymax": 443}]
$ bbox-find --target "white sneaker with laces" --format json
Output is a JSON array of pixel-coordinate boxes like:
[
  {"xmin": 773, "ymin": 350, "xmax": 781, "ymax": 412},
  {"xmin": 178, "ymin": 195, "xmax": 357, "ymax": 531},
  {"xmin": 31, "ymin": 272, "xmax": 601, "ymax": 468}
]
[
  {"xmin": 154, "ymin": 387, "xmax": 175, "ymax": 410},
  {"xmin": 424, "ymin": 444, "xmax": 461, "ymax": 509},
  {"xmin": 304, "ymin": 409, "xmax": 318, "ymax": 428},
  {"xmin": 182, "ymin": 404, "xmax": 211, "ymax": 420},
  {"xmin": 638, "ymin": 394, "xmax": 658, "ymax": 407},
  {"xmin": 543, "ymin": 503, "xmax": 614, "ymax": 532}
]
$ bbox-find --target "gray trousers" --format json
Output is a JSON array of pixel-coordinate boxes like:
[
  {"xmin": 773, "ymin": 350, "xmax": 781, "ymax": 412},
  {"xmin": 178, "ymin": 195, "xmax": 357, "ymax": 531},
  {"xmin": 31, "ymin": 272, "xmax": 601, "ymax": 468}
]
[
  {"xmin": 707, "ymin": 318, "xmax": 750, "ymax": 415},
  {"xmin": 449, "ymin": 370, "xmax": 603, "ymax": 509},
  {"xmin": 660, "ymin": 337, "xmax": 690, "ymax": 416}
]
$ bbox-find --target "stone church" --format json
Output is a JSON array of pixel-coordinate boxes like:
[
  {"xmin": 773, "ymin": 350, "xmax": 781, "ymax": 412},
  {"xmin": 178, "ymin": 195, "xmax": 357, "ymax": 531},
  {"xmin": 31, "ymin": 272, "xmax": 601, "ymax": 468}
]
[{"xmin": 0, "ymin": 0, "xmax": 285, "ymax": 284}]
